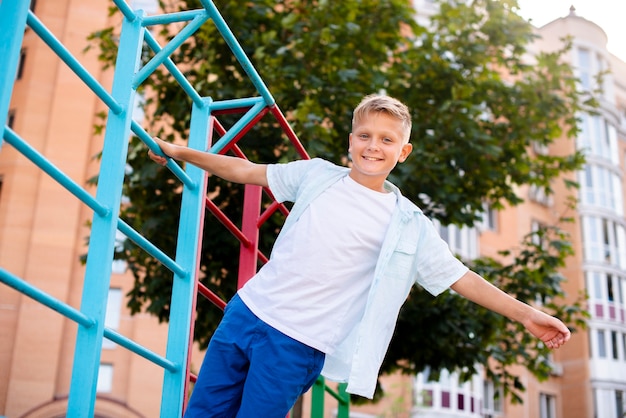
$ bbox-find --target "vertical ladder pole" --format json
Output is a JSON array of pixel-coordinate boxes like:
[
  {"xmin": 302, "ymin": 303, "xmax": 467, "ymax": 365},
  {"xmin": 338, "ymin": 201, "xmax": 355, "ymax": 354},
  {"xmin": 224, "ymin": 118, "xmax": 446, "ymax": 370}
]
[
  {"xmin": 311, "ymin": 377, "xmax": 326, "ymax": 418},
  {"xmin": 67, "ymin": 10, "xmax": 145, "ymax": 417},
  {"xmin": 238, "ymin": 183, "xmax": 262, "ymax": 288},
  {"xmin": 161, "ymin": 99, "xmax": 211, "ymax": 417},
  {"xmin": 337, "ymin": 383, "xmax": 350, "ymax": 418},
  {"xmin": 0, "ymin": 1, "xmax": 29, "ymax": 149}
]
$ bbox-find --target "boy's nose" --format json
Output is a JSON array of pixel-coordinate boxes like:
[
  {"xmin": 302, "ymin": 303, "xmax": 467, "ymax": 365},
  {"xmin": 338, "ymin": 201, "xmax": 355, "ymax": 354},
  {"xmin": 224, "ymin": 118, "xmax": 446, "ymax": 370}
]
[{"xmin": 367, "ymin": 140, "xmax": 380, "ymax": 150}]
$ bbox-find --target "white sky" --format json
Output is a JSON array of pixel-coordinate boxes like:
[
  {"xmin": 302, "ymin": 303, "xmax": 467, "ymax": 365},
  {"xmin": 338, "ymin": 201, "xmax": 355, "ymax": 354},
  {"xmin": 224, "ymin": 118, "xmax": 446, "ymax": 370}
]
[{"xmin": 516, "ymin": 0, "xmax": 626, "ymax": 62}]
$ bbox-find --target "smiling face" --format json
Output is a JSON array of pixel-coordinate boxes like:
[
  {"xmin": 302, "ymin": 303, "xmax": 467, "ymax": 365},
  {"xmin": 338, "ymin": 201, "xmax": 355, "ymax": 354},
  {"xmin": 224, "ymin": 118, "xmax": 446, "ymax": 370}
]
[{"xmin": 348, "ymin": 111, "xmax": 413, "ymax": 192}]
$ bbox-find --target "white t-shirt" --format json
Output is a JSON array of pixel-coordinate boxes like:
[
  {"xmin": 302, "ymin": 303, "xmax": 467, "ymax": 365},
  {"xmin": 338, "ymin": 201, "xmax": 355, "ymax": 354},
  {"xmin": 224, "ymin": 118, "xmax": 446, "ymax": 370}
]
[{"xmin": 238, "ymin": 174, "xmax": 396, "ymax": 354}]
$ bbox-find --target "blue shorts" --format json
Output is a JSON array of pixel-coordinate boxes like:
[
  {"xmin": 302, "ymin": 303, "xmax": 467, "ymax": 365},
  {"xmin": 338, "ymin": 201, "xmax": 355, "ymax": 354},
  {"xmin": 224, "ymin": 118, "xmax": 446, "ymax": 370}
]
[{"xmin": 184, "ymin": 293, "xmax": 325, "ymax": 417}]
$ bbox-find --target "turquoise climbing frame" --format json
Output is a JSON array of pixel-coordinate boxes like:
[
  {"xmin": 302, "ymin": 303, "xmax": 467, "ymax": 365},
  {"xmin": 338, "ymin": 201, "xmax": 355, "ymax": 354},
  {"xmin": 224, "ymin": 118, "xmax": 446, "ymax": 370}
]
[{"xmin": 0, "ymin": 1, "xmax": 350, "ymax": 417}]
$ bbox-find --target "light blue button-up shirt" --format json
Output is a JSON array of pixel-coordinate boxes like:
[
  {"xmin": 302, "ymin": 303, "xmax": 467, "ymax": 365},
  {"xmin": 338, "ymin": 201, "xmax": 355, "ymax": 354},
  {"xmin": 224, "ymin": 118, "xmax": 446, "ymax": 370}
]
[{"xmin": 266, "ymin": 158, "xmax": 468, "ymax": 398}]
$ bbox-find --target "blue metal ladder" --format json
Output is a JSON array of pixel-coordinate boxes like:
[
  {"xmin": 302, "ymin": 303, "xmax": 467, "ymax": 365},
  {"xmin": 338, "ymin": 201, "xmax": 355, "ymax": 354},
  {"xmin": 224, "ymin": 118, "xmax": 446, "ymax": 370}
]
[{"xmin": 0, "ymin": 1, "xmax": 287, "ymax": 416}]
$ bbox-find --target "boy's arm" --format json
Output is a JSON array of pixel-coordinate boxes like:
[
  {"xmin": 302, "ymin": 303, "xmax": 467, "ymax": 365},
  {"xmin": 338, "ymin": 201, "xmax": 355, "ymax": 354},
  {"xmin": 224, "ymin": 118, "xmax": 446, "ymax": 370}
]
[
  {"xmin": 450, "ymin": 271, "xmax": 571, "ymax": 349},
  {"xmin": 148, "ymin": 137, "xmax": 269, "ymax": 187}
]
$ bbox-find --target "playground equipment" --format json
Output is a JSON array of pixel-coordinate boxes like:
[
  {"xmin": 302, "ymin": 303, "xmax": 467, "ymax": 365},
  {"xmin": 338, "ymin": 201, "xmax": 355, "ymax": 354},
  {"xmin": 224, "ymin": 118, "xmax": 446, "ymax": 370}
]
[{"xmin": 0, "ymin": 0, "xmax": 349, "ymax": 416}]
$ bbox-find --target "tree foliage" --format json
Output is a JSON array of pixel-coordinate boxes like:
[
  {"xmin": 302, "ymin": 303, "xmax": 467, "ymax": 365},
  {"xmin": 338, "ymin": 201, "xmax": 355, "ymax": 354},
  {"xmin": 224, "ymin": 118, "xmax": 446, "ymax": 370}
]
[{"xmin": 89, "ymin": 0, "xmax": 592, "ymax": 403}]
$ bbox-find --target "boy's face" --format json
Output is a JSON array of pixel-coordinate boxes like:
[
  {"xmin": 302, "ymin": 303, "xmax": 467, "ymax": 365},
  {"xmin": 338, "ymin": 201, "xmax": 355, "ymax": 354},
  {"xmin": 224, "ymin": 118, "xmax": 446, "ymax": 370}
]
[{"xmin": 348, "ymin": 111, "xmax": 413, "ymax": 192}]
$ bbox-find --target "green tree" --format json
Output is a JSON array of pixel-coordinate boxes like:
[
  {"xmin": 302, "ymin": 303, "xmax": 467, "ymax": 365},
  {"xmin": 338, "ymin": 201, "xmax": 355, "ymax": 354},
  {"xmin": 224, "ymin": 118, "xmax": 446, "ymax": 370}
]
[{"xmin": 89, "ymin": 0, "xmax": 591, "ymax": 403}]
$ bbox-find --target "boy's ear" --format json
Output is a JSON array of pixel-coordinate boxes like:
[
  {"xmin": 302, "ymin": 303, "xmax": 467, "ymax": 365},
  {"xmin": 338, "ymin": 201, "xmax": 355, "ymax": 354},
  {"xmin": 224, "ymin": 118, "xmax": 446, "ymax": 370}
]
[
  {"xmin": 398, "ymin": 143, "xmax": 413, "ymax": 163},
  {"xmin": 348, "ymin": 133, "xmax": 353, "ymax": 153}
]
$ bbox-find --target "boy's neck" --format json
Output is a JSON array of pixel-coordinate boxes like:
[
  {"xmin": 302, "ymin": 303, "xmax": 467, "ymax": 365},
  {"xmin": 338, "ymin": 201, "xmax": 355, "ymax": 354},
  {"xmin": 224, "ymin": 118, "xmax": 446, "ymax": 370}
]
[{"xmin": 348, "ymin": 171, "xmax": 389, "ymax": 193}]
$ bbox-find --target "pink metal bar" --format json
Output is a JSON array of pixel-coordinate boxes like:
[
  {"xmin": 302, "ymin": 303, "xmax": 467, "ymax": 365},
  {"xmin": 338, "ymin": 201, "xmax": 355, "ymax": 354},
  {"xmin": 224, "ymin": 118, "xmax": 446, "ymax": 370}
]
[
  {"xmin": 230, "ymin": 143, "xmax": 247, "ymax": 159},
  {"xmin": 212, "ymin": 106, "xmax": 251, "ymax": 115},
  {"xmin": 197, "ymin": 282, "xmax": 227, "ymax": 311},
  {"xmin": 205, "ymin": 198, "xmax": 252, "ymax": 247},
  {"xmin": 213, "ymin": 117, "xmax": 228, "ymax": 137},
  {"xmin": 258, "ymin": 200, "xmax": 283, "ymax": 227},
  {"xmin": 214, "ymin": 107, "xmax": 271, "ymax": 156},
  {"xmin": 256, "ymin": 250, "xmax": 268, "ymax": 265},
  {"xmin": 209, "ymin": 116, "xmax": 288, "ymax": 240},
  {"xmin": 269, "ymin": 104, "xmax": 309, "ymax": 160},
  {"xmin": 238, "ymin": 184, "xmax": 262, "ymax": 288}
]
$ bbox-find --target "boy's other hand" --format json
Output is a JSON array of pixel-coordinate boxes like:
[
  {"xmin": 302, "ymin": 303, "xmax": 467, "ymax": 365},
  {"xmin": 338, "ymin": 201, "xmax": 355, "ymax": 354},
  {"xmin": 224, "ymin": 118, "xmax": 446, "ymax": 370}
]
[
  {"xmin": 523, "ymin": 309, "xmax": 571, "ymax": 349},
  {"xmin": 148, "ymin": 137, "xmax": 172, "ymax": 166}
]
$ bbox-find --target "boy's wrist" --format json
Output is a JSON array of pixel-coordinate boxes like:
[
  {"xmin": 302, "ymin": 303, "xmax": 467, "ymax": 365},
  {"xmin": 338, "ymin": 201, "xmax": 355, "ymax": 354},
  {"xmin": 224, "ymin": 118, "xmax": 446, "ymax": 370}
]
[{"xmin": 163, "ymin": 143, "xmax": 177, "ymax": 159}]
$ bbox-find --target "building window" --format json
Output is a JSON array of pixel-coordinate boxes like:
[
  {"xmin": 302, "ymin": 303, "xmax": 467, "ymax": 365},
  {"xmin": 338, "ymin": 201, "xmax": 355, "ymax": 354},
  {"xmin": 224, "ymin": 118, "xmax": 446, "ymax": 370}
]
[
  {"xmin": 578, "ymin": 114, "xmax": 619, "ymax": 164},
  {"xmin": 589, "ymin": 271, "xmax": 603, "ymax": 301},
  {"xmin": 436, "ymin": 221, "xmax": 478, "ymax": 261},
  {"xmin": 16, "ymin": 49, "xmax": 26, "ymax": 80},
  {"xmin": 530, "ymin": 220, "xmax": 548, "ymax": 249},
  {"xmin": 579, "ymin": 164, "xmax": 623, "ymax": 215},
  {"xmin": 617, "ymin": 390, "xmax": 625, "ymax": 418},
  {"xmin": 483, "ymin": 380, "xmax": 502, "ymax": 417},
  {"xmin": 131, "ymin": 92, "xmax": 146, "ymax": 123},
  {"xmin": 457, "ymin": 392, "xmax": 465, "ymax": 411},
  {"xmin": 607, "ymin": 122, "xmax": 619, "ymax": 165},
  {"xmin": 611, "ymin": 331, "xmax": 619, "ymax": 360},
  {"xmin": 596, "ymin": 53, "xmax": 606, "ymax": 98},
  {"xmin": 578, "ymin": 112, "xmax": 591, "ymax": 152},
  {"xmin": 481, "ymin": 202, "xmax": 498, "ymax": 232},
  {"xmin": 528, "ymin": 184, "xmax": 553, "ymax": 206},
  {"xmin": 539, "ymin": 393, "xmax": 556, "ymax": 418},
  {"xmin": 582, "ymin": 216, "xmax": 626, "ymax": 268},
  {"xmin": 420, "ymin": 389, "xmax": 433, "ymax": 407},
  {"xmin": 587, "ymin": 270, "xmax": 626, "ymax": 323},
  {"xmin": 112, "ymin": 230, "xmax": 128, "ymax": 274},
  {"xmin": 97, "ymin": 363, "xmax": 113, "ymax": 393},
  {"xmin": 577, "ymin": 48, "xmax": 591, "ymax": 91},
  {"xmin": 7, "ymin": 110, "xmax": 15, "ymax": 129},
  {"xmin": 102, "ymin": 288, "xmax": 122, "ymax": 349},
  {"xmin": 608, "ymin": 275, "xmax": 615, "ymax": 302},
  {"xmin": 597, "ymin": 330, "xmax": 607, "ymax": 358},
  {"xmin": 442, "ymin": 391, "xmax": 450, "ymax": 408},
  {"xmin": 532, "ymin": 140, "xmax": 549, "ymax": 156},
  {"xmin": 596, "ymin": 117, "xmax": 618, "ymax": 163}
]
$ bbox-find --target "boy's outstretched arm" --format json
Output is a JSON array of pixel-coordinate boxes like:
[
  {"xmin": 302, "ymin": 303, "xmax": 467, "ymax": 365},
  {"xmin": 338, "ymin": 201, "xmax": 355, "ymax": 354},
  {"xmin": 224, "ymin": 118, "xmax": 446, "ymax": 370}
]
[
  {"xmin": 450, "ymin": 271, "xmax": 571, "ymax": 349},
  {"xmin": 148, "ymin": 136, "xmax": 269, "ymax": 187}
]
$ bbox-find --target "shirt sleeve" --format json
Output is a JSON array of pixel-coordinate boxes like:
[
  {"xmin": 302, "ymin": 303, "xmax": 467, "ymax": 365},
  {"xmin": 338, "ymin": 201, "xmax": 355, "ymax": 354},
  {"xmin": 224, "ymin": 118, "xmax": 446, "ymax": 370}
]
[
  {"xmin": 414, "ymin": 215, "xmax": 469, "ymax": 296},
  {"xmin": 266, "ymin": 158, "xmax": 316, "ymax": 203}
]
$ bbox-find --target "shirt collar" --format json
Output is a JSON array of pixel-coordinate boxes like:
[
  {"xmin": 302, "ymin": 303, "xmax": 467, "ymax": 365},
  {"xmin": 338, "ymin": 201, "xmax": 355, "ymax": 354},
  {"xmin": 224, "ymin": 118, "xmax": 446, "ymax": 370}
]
[{"xmin": 382, "ymin": 180, "xmax": 422, "ymax": 221}]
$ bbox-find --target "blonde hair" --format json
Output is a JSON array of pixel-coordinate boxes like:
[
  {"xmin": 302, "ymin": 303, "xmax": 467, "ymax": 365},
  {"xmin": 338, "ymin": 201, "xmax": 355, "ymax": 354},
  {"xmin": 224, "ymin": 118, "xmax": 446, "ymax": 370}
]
[{"xmin": 352, "ymin": 94, "xmax": 412, "ymax": 143}]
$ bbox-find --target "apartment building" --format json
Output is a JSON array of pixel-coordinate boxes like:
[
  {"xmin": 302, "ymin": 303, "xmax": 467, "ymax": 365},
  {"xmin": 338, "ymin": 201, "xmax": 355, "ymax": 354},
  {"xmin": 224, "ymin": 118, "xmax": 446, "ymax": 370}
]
[
  {"xmin": 538, "ymin": 9, "xmax": 626, "ymax": 418},
  {"xmin": 1, "ymin": 1, "xmax": 625, "ymax": 417},
  {"xmin": 407, "ymin": 3, "xmax": 626, "ymax": 418}
]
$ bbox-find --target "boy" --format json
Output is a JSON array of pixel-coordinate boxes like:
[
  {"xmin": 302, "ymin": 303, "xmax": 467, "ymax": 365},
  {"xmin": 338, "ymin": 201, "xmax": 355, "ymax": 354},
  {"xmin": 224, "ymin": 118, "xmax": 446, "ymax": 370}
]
[{"xmin": 148, "ymin": 94, "xmax": 571, "ymax": 417}]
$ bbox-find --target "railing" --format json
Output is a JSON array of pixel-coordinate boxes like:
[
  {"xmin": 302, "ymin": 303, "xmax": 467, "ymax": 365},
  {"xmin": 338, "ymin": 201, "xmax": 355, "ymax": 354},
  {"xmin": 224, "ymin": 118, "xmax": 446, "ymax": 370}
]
[{"xmin": 311, "ymin": 378, "xmax": 350, "ymax": 418}]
